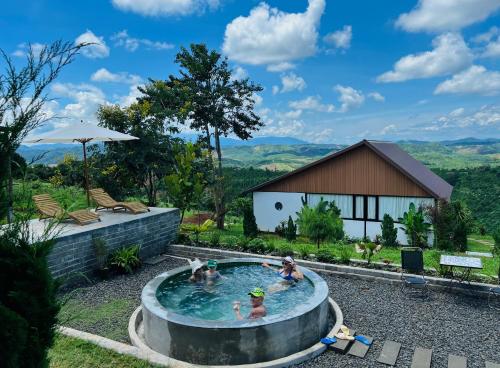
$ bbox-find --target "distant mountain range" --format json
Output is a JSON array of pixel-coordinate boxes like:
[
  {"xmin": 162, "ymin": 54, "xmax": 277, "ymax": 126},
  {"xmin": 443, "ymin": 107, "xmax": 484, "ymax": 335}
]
[{"xmin": 17, "ymin": 136, "xmax": 499, "ymax": 169}]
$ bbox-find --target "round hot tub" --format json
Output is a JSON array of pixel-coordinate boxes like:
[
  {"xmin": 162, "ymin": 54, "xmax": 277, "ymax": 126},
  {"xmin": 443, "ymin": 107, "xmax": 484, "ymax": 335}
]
[{"xmin": 141, "ymin": 258, "xmax": 333, "ymax": 365}]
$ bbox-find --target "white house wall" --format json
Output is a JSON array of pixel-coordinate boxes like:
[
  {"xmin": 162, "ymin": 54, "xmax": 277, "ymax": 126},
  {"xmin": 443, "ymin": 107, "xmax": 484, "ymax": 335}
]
[
  {"xmin": 253, "ymin": 191, "xmax": 305, "ymax": 232},
  {"xmin": 343, "ymin": 220, "xmax": 365, "ymax": 239}
]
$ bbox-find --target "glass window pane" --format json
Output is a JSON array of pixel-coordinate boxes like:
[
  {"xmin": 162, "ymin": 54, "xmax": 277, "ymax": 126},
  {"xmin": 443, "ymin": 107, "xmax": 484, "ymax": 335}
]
[
  {"xmin": 355, "ymin": 196, "xmax": 364, "ymax": 219},
  {"xmin": 367, "ymin": 196, "xmax": 376, "ymax": 219},
  {"xmin": 308, "ymin": 194, "xmax": 353, "ymax": 218}
]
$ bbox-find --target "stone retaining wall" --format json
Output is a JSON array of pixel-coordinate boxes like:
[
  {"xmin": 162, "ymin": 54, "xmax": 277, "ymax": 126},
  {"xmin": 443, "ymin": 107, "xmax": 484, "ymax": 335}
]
[
  {"xmin": 47, "ymin": 208, "xmax": 180, "ymax": 278},
  {"xmin": 165, "ymin": 244, "xmax": 495, "ymax": 296}
]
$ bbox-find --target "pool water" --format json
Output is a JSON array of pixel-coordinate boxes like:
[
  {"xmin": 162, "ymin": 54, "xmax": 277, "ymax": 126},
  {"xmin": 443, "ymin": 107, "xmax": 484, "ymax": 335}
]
[{"xmin": 156, "ymin": 263, "xmax": 315, "ymax": 321}]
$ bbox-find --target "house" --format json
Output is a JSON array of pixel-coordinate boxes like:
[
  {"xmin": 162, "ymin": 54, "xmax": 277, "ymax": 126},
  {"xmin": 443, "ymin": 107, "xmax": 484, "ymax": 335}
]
[{"xmin": 245, "ymin": 140, "xmax": 453, "ymax": 245}]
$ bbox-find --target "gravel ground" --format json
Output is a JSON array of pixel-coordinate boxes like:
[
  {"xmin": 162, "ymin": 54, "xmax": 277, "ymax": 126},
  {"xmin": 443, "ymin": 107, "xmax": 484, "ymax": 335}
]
[{"xmin": 61, "ymin": 256, "xmax": 499, "ymax": 367}]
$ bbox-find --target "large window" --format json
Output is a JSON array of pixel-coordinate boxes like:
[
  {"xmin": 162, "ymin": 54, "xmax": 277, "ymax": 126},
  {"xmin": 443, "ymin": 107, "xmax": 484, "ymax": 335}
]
[
  {"xmin": 354, "ymin": 196, "xmax": 364, "ymax": 219},
  {"xmin": 308, "ymin": 194, "xmax": 353, "ymax": 218},
  {"xmin": 367, "ymin": 196, "xmax": 377, "ymax": 220},
  {"xmin": 378, "ymin": 196, "xmax": 434, "ymax": 221}
]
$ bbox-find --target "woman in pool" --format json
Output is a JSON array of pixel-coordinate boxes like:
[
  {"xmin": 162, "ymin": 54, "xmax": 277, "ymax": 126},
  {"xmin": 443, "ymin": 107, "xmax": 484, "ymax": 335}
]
[
  {"xmin": 188, "ymin": 258, "xmax": 205, "ymax": 284},
  {"xmin": 262, "ymin": 256, "xmax": 303, "ymax": 292},
  {"xmin": 233, "ymin": 287, "xmax": 267, "ymax": 320}
]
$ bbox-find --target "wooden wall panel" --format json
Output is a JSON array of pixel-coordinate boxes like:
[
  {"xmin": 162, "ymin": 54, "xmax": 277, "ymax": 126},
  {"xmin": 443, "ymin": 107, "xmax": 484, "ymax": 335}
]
[{"xmin": 261, "ymin": 146, "xmax": 430, "ymax": 197}]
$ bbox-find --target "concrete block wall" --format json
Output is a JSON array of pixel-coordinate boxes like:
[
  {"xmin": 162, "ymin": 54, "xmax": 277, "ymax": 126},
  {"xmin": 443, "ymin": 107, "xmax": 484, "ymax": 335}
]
[{"xmin": 47, "ymin": 208, "xmax": 180, "ymax": 278}]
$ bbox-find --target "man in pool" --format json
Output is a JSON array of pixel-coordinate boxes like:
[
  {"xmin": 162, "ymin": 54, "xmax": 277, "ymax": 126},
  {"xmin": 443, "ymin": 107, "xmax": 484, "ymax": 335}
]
[
  {"xmin": 205, "ymin": 259, "xmax": 222, "ymax": 285},
  {"xmin": 262, "ymin": 256, "xmax": 303, "ymax": 292},
  {"xmin": 233, "ymin": 287, "xmax": 267, "ymax": 320}
]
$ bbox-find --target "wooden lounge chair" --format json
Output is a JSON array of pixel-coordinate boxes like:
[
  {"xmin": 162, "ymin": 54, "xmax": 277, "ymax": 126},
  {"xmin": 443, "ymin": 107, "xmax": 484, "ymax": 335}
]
[
  {"xmin": 33, "ymin": 194, "xmax": 100, "ymax": 225},
  {"xmin": 89, "ymin": 188, "xmax": 150, "ymax": 214}
]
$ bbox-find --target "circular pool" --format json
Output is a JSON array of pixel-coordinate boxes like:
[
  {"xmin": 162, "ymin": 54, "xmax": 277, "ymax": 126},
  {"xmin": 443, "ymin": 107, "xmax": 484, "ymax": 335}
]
[{"xmin": 141, "ymin": 258, "xmax": 333, "ymax": 365}]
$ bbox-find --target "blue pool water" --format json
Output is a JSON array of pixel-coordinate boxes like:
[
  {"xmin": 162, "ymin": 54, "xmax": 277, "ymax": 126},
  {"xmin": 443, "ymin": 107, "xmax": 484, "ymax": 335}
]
[{"xmin": 156, "ymin": 263, "xmax": 315, "ymax": 321}]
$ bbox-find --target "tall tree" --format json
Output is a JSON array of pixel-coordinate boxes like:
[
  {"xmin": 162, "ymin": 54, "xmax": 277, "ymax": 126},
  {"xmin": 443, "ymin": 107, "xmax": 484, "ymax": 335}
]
[
  {"xmin": 94, "ymin": 102, "xmax": 179, "ymax": 206},
  {"xmin": 0, "ymin": 41, "xmax": 86, "ymax": 222},
  {"xmin": 142, "ymin": 44, "xmax": 263, "ymax": 229}
]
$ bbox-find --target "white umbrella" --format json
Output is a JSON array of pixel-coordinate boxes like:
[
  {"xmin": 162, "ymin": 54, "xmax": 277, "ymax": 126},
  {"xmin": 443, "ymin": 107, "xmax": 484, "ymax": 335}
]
[{"xmin": 24, "ymin": 121, "xmax": 139, "ymax": 206}]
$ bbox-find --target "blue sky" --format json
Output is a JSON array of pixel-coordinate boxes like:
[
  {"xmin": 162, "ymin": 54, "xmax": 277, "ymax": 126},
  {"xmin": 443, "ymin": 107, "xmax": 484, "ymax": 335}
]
[{"xmin": 2, "ymin": 0, "xmax": 500, "ymax": 143}]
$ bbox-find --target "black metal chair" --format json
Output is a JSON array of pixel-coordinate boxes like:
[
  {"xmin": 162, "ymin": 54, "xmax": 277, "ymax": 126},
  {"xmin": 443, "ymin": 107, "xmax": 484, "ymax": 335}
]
[{"xmin": 401, "ymin": 247, "xmax": 428, "ymax": 295}]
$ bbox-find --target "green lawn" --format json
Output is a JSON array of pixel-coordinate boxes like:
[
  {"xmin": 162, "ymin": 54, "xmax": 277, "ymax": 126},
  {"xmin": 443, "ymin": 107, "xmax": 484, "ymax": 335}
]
[
  {"xmin": 49, "ymin": 335, "xmax": 159, "ymax": 368},
  {"xmin": 196, "ymin": 221, "xmax": 499, "ymax": 280},
  {"xmin": 58, "ymin": 298, "xmax": 134, "ymax": 342}
]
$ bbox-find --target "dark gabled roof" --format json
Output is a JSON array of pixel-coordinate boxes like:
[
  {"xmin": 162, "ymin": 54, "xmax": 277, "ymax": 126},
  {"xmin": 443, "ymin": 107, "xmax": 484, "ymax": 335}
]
[{"xmin": 245, "ymin": 140, "xmax": 453, "ymax": 199}]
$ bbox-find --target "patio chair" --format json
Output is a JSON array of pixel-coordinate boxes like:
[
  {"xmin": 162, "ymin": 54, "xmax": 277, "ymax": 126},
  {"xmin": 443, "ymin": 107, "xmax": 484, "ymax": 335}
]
[
  {"xmin": 488, "ymin": 279, "xmax": 500, "ymax": 310},
  {"xmin": 33, "ymin": 194, "xmax": 100, "ymax": 225},
  {"xmin": 401, "ymin": 247, "xmax": 428, "ymax": 295},
  {"xmin": 89, "ymin": 188, "xmax": 150, "ymax": 214}
]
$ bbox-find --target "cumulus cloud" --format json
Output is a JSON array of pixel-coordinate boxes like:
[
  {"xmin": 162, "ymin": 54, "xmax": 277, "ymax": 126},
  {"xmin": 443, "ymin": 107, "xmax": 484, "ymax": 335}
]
[
  {"xmin": 111, "ymin": 30, "xmax": 174, "ymax": 52},
  {"xmin": 266, "ymin": 62, "xmax": 296, "ymax": 72},
  {"xmin": 323, "ymin": 25, "xmax": 352, "ymax": 49},
  {"xmin": 289, "ymin": 96, "xmax": 334, "ymax": 113},
  {"xmin": 231, "ymin": 66, "xmax": 248, "ymax": 80},
  {"xmin": 91, "ymin": 68, "xmax": 142, "ymax": 84},
  {"xmin": 75, "ymin": 30, "xmax": 110, "ymax": 58},
  {"xmin": 434, "ymin": 65, "xmax": 500, "ymax": 95},
  {"xmin": 420, "ymin": 105, "xmax": 500, "ymax": 133},
  {"xmin": 472, "ymin": 27, "xmax": 500, "ymax": 58},
  {"xmin": 284, "ymin": 109, "xmax": 303, "ymax": 119},
  {"xmin": 377, "ymin": 33, "xmax": 472, "ymax": 83},
  {"xmin": 396, "ymin": 0, "xmax": 500, "ymax": 33},
  {"xmin": 222, "ymin": 0, "xmax": 325, "ymax": 66},
  {"xmin": 449, "ymin": 107, "xmax": 465, "ymax": 117},
  {"xmin": 273, "ymin": 73, "xmax": 307, "ymax": 94},
  {"xmin": 367, "ymin": 92, "xmax": 385, "ymax": 102},
  {"xmin": 12, "ymin": 43, "xmax": 45, "ymax": 58},
  {"xmin": 334, "ymin": 85, "xmax": 365, "ymax": 112},
  {"xmin": 111, "ymin": 0, "xmax": 220, "ymax": 17},
  {"xmin": 379, "ymin": 124, "xmax": 397, "ymax": 135}
]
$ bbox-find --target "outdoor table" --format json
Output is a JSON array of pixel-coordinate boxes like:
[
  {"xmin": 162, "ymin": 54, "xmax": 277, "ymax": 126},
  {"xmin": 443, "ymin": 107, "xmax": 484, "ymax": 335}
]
[{"xmin": 439, "ymin": 255, "xmax": 483, "ymax": 283}]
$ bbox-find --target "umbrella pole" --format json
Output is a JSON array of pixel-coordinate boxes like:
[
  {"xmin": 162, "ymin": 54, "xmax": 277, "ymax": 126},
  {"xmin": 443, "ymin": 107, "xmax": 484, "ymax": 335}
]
[{"xmin": 82, "ymin": 141, "xmax": 90, "ymax": 207}]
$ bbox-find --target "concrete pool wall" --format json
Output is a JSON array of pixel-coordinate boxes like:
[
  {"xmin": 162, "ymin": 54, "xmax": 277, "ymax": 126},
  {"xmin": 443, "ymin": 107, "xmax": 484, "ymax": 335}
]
[{"xmin": 141, "ymin": 258, "xmax": 333, "ymax": 365}]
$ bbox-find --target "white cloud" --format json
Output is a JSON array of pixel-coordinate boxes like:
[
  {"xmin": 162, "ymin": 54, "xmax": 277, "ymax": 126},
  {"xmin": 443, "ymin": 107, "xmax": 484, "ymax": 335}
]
[
  {"xmin": 450, "ymin": 107, "xmax": 465, "ymax": 117},
  {"xmin": 421, "ymin": 105, "xmax": 500, "ymax": 132},
  {"xmin": 367, "ymin": 92, "xmax": 385, "ymax": 102},
  {"xmin": 111, "ymin": 30, "xmax": 174, "ymax": 52},
  {"xmin": 75, "ymin": 30, "xmax": 110, "ymax": 59},
  {"xmin": 434, "ymin": 65, "xmax": 500, "ymax": 95},
  {"xmin": 12, "ymin": 43, "xmax": 45, "ymax": 58},
  {"xmin": 323, "ymin": 25, "xmax": 352, "ymax": 49},
  {"xmin": 117, "ymin": 84, "xmax": 144, "ymax": 106},
  {"xmin": 222, "ymin": 0, "xmax": 325, "ymax": 65},
  {"xmin": 111, "ymin": 0, "xmax": 220, "ymax": 17},
  {"xmin": 284, "ymin": 109, "xmax": 302, "ymax": 119},
  {"xmin": 334, "ymin": 85, "xmax": 365, "ymax": 112},
  {"xmin": 91, "ymin": 68, "xmax": 142, "ymax": 84},
  {"xmin": 266, "ymin": 62, "xmax": 296, "ymax": 72},
  {"xmin": 379, "ymin": 124, "xmax": 397, "ymax": 135},
  {"xmin": 396, "ymin": 0, "xmax": 500, "ymax": 33},
  {"xmin": 274, "ymin": 73, "xmax": 306, "ymax": 94},
  {"xmin": 472, "ymin": 26, "xmax": 499, "ymax": 43},
  {"xmin": 289, "ymin": 96, "xmax": 334, "ymax": 113},
  {"xmin": 377, "ymin": 33, "xmax": 472, "ymax": 83},
  {"xmin": 231, "ymin": 66, "xmax": 248, "ymax": 80}
]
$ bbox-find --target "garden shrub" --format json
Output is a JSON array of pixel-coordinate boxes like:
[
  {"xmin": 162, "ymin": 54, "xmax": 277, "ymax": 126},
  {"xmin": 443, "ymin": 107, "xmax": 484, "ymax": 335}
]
[
  {"xmin": 317, "ymin": 248, "xmax": 335, "ymax": 263},
  {"xmin": 338, "ymin": 244, "xmax": 353, "ymax": 264},
  {"xmin": 430, "ymin": 200, "xmax": 473, "ymax": 252},
  {"xmin": 278, "ymin": 245, "xmax": 294, "ymax": 257},
  {"xmin": 238, "ymin": 236, "xmax": 250, "ymax": 251},
  {"xmin": 176, "ymin": 232, "xmax": 191, "ymax": 245},
  {"xmin": 275, "ymin": 220, "xmax": 286, "ymax": 237},
  {"xmin": 381, "ymin": 214, "xmax": 398, "ymax": 247},
  {"xmin": 297, "ymin": 244, "xmax": 310, "ymax": 259},
  {"xmin": 237, "ymin": 198, "xmax": 258, "ymax": 238},
  {"xmin": 209, "ymin": 231, "xmax": 221, "ymax": 248},
  {"xmin": 285, "ymin": 216, "xmax": 297, "ymax": 242},
  {"xmin": 109, "ymin": 245, "xmax": 141, "ymax": 274},
  {"xmin": 223, "ymin": 235, "xmax": 239, "ymax": 249},
  {"xmin": 265, "ymin": 238, "xmax": 277, "ymax": 253},
  {"xmin": 248, "ymin": 238, "xmax": 267, "ymax": 253},
  {"xmin": 0, "ymin": 221, "xmax": 59, "ymax": 368},
  {"xmin": 356, "ymin": 242, "xmax": 382, "ymax": 264},
  {"xmin": 296, "ymin": 198, "xmax": 343, "ymax": 249},
  {"xmin": 399, "ymin": 203, "xmax": 430, "ymax": 248}
]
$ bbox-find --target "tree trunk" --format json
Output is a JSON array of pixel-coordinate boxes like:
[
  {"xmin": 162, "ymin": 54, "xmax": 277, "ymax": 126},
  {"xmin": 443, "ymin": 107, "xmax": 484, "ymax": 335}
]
[
  {"xmin": 6, "ymin": 150, "xmax": 13, "ymax": 223},
  {"xmin": 213, "ymin": 127, "xmax": 225, "ymax": 230}
]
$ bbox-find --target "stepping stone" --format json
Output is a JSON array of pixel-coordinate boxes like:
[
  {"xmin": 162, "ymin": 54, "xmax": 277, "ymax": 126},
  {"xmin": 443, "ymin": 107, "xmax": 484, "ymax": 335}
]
[
  {"xmin": 448, "ymin": 354, "xmax": 467, "ymax": 368},
  {"xmin": 329, "ymin": 329, "xmax": 356, "ymax": 354},
  {"xmin": 377, "ymin": 340, "xmax": 401, "ymax": 366},
  {"xmin": 347, "ymin": 336, "xmax": 373, "ymax": 358},
  {"xmin": 411, "ymin": 347, "xmax": 433, "ymax": 368},
  {"xmin": 486, "ymin": 363, "xmax": 500, "ymax": 368},
  {"xmin": 466, "ymin": 251, "xmax": 492, "ymax": 258}
]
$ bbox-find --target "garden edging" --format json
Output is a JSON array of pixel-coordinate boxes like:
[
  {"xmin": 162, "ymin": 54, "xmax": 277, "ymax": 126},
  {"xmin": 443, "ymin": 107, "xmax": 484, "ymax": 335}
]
[{"xmin": 166, "ymin": 244, "xmax": 496, "ymax": 297}]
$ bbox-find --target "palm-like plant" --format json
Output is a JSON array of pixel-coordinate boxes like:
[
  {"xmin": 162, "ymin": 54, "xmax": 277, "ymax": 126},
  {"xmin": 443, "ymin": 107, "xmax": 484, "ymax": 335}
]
[
  {"xmin": 355, "ymin": 242, "xmax": 382, "ymax": 264},
  {"xmin": 399, "ymin": 203, "xmax": 431, "ymax": 248}
]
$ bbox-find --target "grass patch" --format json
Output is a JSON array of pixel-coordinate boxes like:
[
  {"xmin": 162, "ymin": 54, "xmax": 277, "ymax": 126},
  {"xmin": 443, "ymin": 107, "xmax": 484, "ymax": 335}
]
[
  {"xmin": 49, "ymin": 335, "xmax": 159, "ymax": 368},
  {"xmin": 59, "ymin": 298, "xmax": 134, "ymax": 342}
]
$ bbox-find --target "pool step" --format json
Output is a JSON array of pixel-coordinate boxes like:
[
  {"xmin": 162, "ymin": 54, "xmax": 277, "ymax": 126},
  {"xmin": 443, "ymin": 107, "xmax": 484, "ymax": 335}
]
[
  {"xmin": 347, "ymin": 336, "xmax": 373, "ymax": 358},
  {"xmin": 377, "ymin": 340, "xmax": 401, "ymax": 366},
  {"xmin": 448, "ymin": 354, "xmax": 467, "ymax": 368},
  {"xmin": 411, "ymin": 347, "xmax": 433, "ymax": 368},
  {"xmin": 329, "ymin": 329, "xmax": 356, "ymax": 354}
]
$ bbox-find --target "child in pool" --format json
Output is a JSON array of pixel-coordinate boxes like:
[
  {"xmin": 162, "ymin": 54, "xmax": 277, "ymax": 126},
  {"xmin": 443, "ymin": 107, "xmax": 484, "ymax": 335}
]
[
  {"xmin": 233, "ymin": 287, "xmax": 267, "ymax": 320},
  {"xmin": 188, "ymin": 258, "xmax": 205, "ymax": 283},
  {"xmin": 204, "ymin": 259, "xmax": 222, "ymax": 285}
]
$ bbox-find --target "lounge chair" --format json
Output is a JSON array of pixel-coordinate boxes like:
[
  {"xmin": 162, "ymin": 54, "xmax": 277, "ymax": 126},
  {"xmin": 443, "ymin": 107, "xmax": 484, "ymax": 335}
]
[
  {"xmin": 89, "ymin": 188, "xmax": 150, "ymax": 214},
  {"xmin": 401, "ymin": 247, "xmax": 428, "ymax": 295},
  {"xmin": 33, "ymin": 194, "xmax": 100, "ymax": 225}
]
